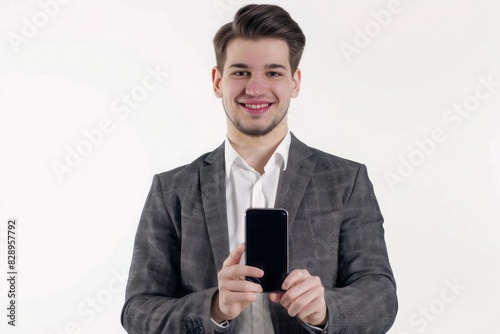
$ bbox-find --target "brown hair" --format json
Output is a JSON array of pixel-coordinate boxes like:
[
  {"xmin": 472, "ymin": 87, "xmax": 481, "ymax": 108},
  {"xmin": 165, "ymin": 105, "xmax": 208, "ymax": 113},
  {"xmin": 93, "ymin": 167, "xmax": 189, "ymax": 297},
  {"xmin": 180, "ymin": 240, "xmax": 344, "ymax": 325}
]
[{"xmin": 213, "ymin": 4, "xmax": 306, "ymax": 74}]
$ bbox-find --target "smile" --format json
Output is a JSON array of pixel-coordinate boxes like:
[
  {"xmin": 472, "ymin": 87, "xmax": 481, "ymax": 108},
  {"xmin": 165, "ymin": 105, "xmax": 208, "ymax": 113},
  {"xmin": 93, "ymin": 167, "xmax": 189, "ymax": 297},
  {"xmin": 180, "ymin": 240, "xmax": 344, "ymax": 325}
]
[
  {"xmin": 245, "ymin": 103, "xmax": 269, "ymax": 109},
  {"xmin": 239, "ymin": 102, "xmax": 274, "ymax": 115}
]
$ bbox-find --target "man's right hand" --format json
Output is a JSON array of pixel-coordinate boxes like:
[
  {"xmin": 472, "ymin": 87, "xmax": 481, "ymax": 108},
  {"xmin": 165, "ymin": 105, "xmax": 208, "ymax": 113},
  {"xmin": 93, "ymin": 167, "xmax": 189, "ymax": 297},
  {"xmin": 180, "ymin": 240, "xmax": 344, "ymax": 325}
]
[{"xmin": 211, "ymin": 243, "xmax": 264, "ymax": 323}]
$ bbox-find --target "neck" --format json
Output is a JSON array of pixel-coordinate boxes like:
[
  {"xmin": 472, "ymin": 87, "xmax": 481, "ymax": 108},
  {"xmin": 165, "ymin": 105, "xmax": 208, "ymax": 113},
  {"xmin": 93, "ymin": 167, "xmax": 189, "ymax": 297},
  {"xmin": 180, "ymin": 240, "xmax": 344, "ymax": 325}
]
[{"xmin": 227, "ymin": 125, "xmax": 288, "ymax": 175}]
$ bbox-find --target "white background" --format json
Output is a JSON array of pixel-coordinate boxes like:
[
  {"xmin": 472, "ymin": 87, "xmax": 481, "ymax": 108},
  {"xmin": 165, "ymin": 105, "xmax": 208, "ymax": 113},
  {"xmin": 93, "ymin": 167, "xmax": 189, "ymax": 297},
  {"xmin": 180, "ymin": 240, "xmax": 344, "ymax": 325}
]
[{"xmin": 1, "ymin": 0, "xmax": 499, "ymax": 333}]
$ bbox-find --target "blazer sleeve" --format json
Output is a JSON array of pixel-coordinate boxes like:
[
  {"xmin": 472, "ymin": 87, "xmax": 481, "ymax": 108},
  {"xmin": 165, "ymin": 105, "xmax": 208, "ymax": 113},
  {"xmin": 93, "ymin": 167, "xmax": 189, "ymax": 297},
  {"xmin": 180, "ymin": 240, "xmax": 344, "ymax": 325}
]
[
  {"xmin": 121, "ymin": 174, "xmax": 223, "ymax": 334},
  {"xmin": 324, "ymin": 164, "xmax": 397, "ymax": 333}
]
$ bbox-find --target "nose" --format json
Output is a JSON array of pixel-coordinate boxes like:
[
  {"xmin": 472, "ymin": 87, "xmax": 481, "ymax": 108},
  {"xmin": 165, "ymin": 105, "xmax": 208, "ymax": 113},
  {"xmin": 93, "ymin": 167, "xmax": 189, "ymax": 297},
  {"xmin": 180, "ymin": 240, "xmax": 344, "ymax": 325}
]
[{"xmin": 245, "ymin": 74, "xmax": 268, "ymax": 96}]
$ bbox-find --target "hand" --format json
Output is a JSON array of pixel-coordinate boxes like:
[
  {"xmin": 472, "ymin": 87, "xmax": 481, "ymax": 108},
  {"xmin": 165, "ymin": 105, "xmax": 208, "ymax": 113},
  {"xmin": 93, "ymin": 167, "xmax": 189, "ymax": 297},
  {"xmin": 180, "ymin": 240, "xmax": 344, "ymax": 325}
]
[
  {"xmin": 269, "ymin": 269, "xmax": 327, "ymax": 326},
  {"xmin": 211, "ymin": 243, "xmax": 264, "ymax": 323}
]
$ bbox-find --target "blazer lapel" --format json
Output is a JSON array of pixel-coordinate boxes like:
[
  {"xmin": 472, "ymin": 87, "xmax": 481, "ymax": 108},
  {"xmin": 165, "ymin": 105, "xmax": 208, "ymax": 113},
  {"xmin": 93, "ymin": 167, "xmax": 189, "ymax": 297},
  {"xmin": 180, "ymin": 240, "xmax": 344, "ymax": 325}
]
[
  {"xmin": 276, "ymin": 134, "xmax": 316, "ymax": 228},
  {"xmin": 199, "ymin": 135, "xmax": 316, "ymax": 274},
  {"xmin": 200, "ymin": 143, "xmax": 230, "ymax": 272},
  {"xmin": 272, "ymin": 134, "xmax": 317, "ymax": 332}
]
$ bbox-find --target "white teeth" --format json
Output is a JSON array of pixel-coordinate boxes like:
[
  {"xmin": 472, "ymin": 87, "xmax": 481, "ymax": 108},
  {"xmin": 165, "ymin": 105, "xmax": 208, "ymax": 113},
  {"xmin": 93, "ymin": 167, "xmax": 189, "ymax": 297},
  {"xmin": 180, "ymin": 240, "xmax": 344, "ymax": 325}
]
[{"xmin": 244, "ymin": 103, "xmax": 269, "ymax": 109}]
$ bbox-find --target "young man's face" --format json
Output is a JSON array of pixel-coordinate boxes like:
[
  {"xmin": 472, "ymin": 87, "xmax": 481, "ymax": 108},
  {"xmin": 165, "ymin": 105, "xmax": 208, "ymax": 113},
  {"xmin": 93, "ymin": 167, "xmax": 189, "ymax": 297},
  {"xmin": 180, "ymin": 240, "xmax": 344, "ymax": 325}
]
[{"xmin": 212, "ymin": 38, "xmax": 301, "ymax": 138}]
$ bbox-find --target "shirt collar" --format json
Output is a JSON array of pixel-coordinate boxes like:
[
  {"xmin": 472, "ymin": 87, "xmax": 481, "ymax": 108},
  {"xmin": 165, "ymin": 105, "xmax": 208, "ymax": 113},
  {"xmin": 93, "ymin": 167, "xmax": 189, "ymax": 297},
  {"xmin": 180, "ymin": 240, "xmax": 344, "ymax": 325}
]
[{"xmin": 225, "ymin": 131, "xmax": 291, "ymax": 179}]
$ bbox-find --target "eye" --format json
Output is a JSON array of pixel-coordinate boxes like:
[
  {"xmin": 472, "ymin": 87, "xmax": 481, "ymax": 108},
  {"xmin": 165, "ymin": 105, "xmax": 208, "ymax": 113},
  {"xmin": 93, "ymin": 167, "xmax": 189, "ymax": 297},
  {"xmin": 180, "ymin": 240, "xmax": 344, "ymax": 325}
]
[
  {"xmin": 234, "ymin": 71, "xmax": 250, "ymax": 77},
  {"xmin": 268, "ymin": 71, "xmax": 281, "ymax": 77}
]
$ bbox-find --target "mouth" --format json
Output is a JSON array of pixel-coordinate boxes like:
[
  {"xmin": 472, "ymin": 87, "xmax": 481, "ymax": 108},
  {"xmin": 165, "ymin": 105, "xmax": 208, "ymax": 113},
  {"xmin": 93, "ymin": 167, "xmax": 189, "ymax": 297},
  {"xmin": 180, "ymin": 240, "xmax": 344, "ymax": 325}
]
[{"xmin": 239, "ymin": 102, "xmax": 274, "ymax": 115}]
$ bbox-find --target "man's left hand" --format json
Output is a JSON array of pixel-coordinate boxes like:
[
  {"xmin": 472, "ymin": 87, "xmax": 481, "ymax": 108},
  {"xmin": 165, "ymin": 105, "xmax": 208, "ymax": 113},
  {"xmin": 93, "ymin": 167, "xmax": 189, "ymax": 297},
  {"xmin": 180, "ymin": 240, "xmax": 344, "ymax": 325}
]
[{"xmin": 269, "ymin": 269, "xmax": 327, "ymax": 326}]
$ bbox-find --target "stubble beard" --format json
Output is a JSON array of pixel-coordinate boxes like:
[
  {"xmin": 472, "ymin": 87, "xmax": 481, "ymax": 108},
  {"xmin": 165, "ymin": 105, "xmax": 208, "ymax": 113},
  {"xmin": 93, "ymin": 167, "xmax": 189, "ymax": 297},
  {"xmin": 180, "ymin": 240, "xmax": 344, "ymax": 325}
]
[{"xmin": 223, "ymin": 101, "xmax": 289, "ymax": 137}]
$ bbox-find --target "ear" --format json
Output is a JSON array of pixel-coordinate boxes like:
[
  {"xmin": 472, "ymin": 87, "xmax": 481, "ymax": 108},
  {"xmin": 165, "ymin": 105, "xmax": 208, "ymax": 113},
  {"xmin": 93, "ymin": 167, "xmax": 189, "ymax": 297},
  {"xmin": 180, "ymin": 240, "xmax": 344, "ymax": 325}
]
[
  {"xmin": 212, "ymin": 66, "xmax": 223, "ymax": 98},
  {"xmin": 291, "ymin": 68, "xmax": 301, "ymax": 98}
]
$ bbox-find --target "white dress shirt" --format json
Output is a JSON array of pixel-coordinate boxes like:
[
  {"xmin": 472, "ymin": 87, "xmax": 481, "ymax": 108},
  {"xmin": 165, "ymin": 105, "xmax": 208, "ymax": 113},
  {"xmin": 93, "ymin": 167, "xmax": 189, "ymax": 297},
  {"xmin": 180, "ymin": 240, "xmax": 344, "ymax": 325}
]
[
  {"xmin": 213, "ymin": 131, "xmax": 326, "ymax": 333},
  {"xmin": 223, "ymin": 132, "xmax": 291, "ymax": 333}
]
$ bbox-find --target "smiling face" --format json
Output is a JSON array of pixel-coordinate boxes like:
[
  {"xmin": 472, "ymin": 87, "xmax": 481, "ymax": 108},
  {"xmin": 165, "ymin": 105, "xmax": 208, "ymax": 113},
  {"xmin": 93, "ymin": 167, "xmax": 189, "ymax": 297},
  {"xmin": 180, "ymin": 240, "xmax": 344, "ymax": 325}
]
[{"xmin": 212, "ymin": 38, "xmax": 301, "ymax": 139}]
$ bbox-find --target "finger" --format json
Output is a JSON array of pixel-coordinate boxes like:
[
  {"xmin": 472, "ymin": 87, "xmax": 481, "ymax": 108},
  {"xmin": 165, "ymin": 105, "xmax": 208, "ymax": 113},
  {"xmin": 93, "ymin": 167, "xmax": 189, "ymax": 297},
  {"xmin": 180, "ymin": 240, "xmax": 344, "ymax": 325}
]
[
  {"xmin": 286, "ymin": 285, "xmax": 322, "ymax": 317},
  {"xmin": 217, "ymin": 291, "xmax": 259, "ymax": 320},
  {"xmin": 288, "ymin": 275, "xmax": 321, "ymax": 298},
  {"xmin": 219, "ymin": 264, "xmax": 264, "ymax": 280},
  {"xmin": 268, "ymin": 292, "xmax": 283, "ymax": 303},
  {"xmin": 223, "ymin": 243, "xmax": 245, "ymax": 268},
  {"xmin": 296, "ymin": 296, "xmax": 326, "ymax": 324},
  {"xmin": 282, "ymin": 269, "xmax": 310, "ymax": 290},
  {"xmin": 221, "ymin": 279, "xmax": 263, "ymax": 294},
  {"xmin": 281, "ymin": 276, "xmax": 323, "ymax": 309}
]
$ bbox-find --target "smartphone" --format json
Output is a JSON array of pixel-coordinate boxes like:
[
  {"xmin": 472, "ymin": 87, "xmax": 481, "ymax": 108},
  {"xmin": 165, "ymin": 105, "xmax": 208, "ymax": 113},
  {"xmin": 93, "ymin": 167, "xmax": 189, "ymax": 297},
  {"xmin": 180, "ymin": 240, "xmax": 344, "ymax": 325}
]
[{"xmin": 245, "ymin": 208, "xmax": 289, "ymax": 292}]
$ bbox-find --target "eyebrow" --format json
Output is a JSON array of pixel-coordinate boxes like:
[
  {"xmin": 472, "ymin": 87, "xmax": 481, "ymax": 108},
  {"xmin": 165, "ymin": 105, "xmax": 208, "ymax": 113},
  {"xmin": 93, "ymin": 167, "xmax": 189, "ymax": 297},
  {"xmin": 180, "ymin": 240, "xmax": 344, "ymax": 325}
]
[{"xmin": 228, "ymin": 63, "xmax": 288, "ymax": 70}]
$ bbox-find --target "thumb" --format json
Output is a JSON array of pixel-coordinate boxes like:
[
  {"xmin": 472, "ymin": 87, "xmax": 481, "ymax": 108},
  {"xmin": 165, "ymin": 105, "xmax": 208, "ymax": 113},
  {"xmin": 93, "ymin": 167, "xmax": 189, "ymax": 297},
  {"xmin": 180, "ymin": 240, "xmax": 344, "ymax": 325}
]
[{"xmin": 223, "ymin": 243, "xmax": 245, "ymax": 268}]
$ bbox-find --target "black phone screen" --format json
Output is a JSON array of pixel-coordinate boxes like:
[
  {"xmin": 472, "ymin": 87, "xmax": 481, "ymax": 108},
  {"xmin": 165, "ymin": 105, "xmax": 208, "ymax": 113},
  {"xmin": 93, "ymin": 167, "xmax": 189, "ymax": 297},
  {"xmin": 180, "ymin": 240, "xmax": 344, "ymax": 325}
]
[{"xmin": 245, "ymin": 208, "xmax": 288, "ymax": 292}]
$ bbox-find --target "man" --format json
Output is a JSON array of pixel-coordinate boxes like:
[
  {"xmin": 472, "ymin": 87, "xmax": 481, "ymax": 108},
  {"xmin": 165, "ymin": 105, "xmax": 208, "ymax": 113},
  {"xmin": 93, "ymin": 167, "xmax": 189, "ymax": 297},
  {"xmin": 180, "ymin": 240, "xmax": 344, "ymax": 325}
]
[{"xmin": 121, "ymin": 4, "xmax": 397, "ymax": 333}]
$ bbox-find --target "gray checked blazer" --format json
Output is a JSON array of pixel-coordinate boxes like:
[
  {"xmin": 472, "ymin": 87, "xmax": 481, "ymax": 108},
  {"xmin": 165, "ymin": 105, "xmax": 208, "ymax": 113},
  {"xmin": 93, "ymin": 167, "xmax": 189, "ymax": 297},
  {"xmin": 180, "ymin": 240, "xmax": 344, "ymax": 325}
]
[{"xmin": 121, "ymin": 133, "xmax": 397, "ymax": 334}]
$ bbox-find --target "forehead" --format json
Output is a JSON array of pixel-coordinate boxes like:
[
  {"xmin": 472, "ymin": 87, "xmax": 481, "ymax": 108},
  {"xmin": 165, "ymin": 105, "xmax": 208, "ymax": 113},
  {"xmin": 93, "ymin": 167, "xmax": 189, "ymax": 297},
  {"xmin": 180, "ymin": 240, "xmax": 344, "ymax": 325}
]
[{"xmin": 224, "ymin": 38, "xmax": 290, "ymax": 69}]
